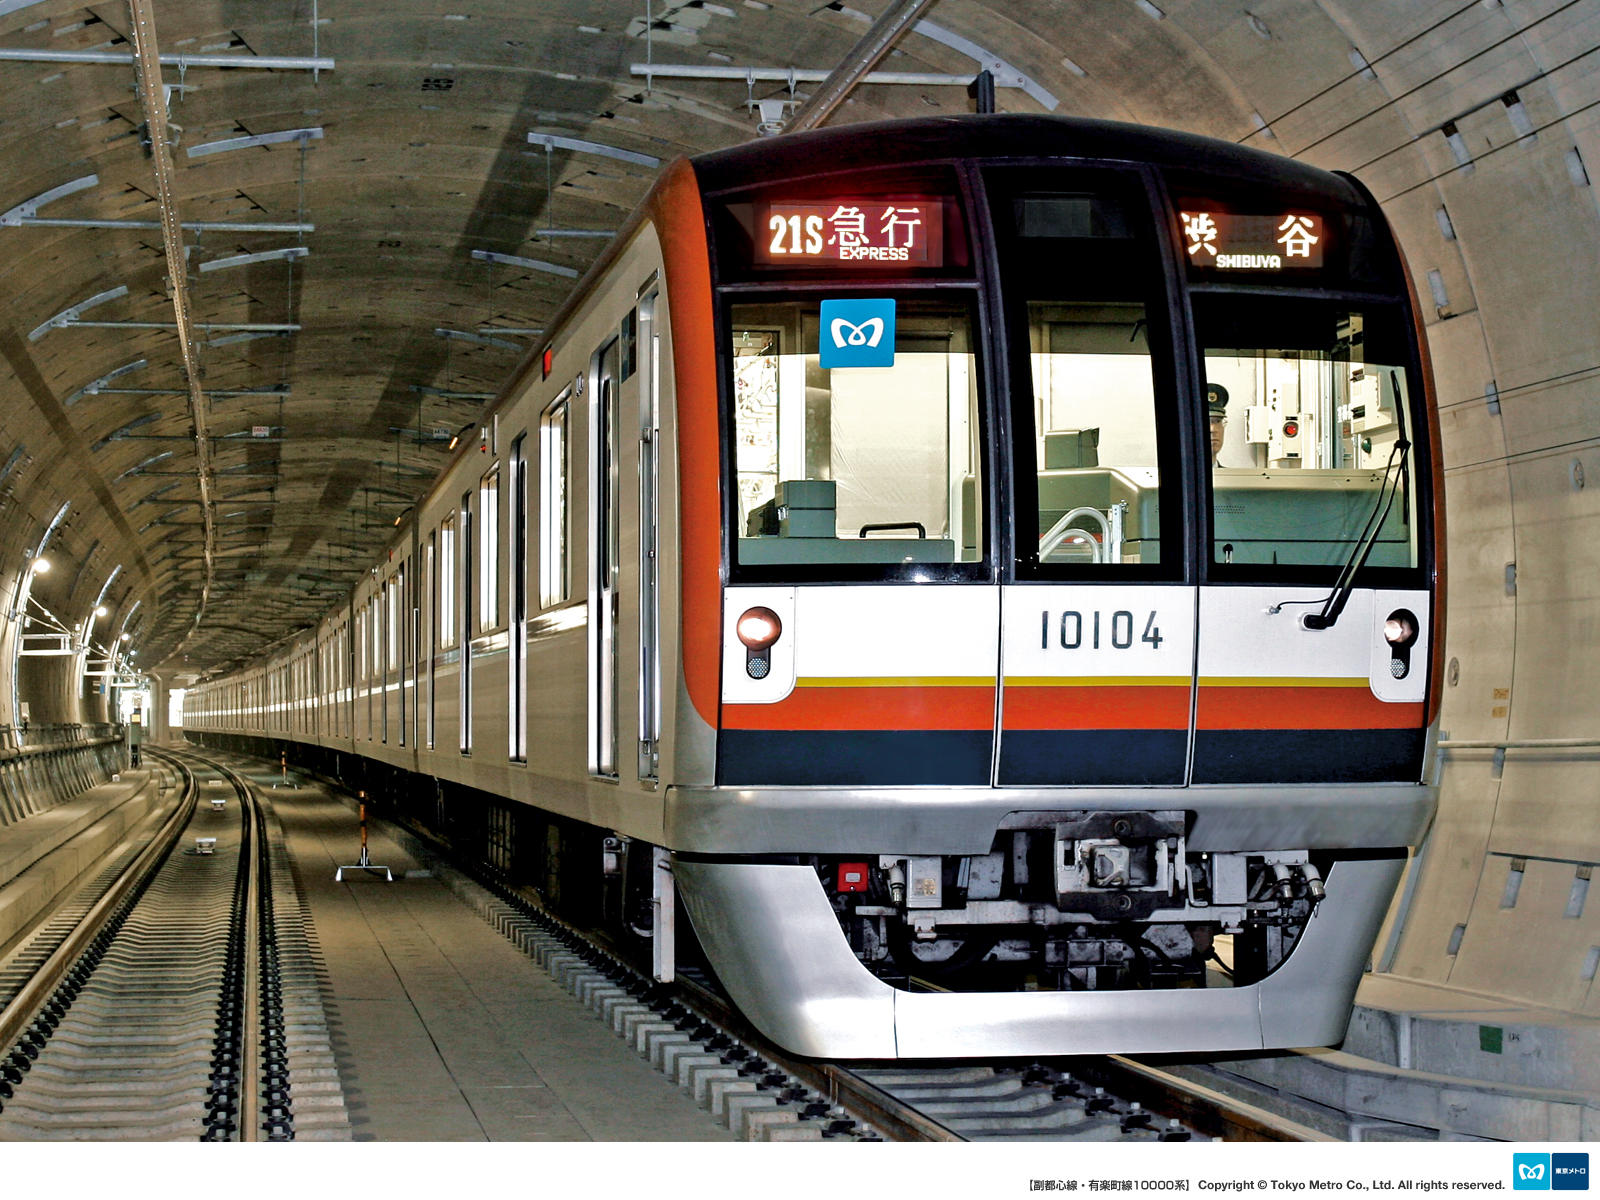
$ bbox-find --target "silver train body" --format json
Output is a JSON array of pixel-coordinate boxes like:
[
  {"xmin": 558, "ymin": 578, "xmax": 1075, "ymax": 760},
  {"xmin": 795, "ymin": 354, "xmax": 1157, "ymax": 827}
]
[{"xmin": 186, "ymin": 116, "xmax": 1445, "ymax": 1058}]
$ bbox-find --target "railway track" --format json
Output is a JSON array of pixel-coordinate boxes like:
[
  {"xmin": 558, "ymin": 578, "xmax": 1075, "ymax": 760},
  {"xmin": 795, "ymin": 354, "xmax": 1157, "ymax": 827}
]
[
  {"xmin": 0, "ymin": 751, "xmax": 347, "ymax": 1141},
  {"xmin": 382, "ymin": 810, "xmax": 1323, "ymax": 1143}
]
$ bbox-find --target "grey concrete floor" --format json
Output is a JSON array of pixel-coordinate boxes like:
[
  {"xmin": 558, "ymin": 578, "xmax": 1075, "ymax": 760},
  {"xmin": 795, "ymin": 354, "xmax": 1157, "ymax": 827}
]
[{"xmin": 263, "ymin": 778, "xmax": 733, "ymax": 1142}]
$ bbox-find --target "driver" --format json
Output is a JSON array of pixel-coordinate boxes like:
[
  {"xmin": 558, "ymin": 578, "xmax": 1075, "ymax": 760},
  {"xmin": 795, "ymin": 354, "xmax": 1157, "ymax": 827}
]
[{"xmin": 1207, "ymin": 383, "xmax": 1229, "ymax": 466}]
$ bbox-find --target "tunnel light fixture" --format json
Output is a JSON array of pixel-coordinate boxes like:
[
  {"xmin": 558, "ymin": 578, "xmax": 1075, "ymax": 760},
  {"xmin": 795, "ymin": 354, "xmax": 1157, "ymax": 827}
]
[
  {"xmin": 434, "ymin": 328, "xmax": 523, "ymax": 351},
  {"xmin": 206, "ymin": 330, "xmax": 291, "ymax": 348},
  {"xmin": 410, "ymin": 385, "xmax": 497, "ymax": 400},
  {"xmin": 95, "ymin": 605, "xmax": 108, "ymax": 617},
  {"xmin": 30, "ymin": 556, "xmax": 50, "ymax": 574},
  {"xmin": 533, "ymin": 229, "xmax": 613, "ymax": 240},
  {"xmin": 526, "ymin": 132, "xmax": 661, "ymax": 169},
  {"xmin": 0, "ymin": 172, "xmax": 99, "ymax": 225},
  {"xmin": 28, "ymin": 284, "xmax": 128, "ymax": 341},
  {"xmin": 64, "ymin": 358, "xmax": 148, "ymax": 407},
  {"xmin": 115, "ymin": 451, "xmax": 174, "ymax": 481},
  {"xmin": 198, "ymin": 246, "xmax": 310, "ymax": 274},
  {"xmin": 0, "ymin": 174, "xmax": 309, "ymax": 233},
  {"xmin": 187, "ymin": 126, "xmax": 324, "ymax": 158},
  {"xmin": 470, "ymin": 248, "xmax": 578, "ymax": 279}
]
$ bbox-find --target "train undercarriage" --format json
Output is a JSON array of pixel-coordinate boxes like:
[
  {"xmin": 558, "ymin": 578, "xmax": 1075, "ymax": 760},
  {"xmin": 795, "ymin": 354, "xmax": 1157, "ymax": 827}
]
[{"xmin": 819, "ymin": 812, "xmax": 1326, "ymax": 993}]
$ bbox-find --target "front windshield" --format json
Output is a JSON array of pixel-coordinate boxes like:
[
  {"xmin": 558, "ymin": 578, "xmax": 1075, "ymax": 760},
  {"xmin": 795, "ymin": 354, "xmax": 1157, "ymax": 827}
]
[
  {"xmin": 729, "ymin": 295, "xmax": 984, "ymax": 573},
  {"xmin": 1196, "ymin": 297, "xmax": 1419, "ymax": 571}
]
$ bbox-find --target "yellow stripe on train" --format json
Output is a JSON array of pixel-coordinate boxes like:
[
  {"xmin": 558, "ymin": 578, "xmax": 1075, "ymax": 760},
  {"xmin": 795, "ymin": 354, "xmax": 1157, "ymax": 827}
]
[
  {"xmin": 793, "ymin": 676, "xmax": 996, "ymax": 688},
  {"xmin": 1199, "ymin": 677, "xmax": 1371, "ymax": 688}
]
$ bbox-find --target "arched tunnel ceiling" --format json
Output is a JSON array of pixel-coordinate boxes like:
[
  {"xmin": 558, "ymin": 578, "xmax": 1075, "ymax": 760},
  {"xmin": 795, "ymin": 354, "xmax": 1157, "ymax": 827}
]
[{"xmin": 0, "ymin": 0, "xmax": 1595, "ymax": 680}]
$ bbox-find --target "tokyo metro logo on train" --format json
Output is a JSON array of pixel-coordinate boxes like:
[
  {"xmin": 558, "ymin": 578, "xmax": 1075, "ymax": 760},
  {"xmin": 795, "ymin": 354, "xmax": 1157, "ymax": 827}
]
[{"xmin": 819, "ymin": 298, "xmax": 896, "ymax": 369}]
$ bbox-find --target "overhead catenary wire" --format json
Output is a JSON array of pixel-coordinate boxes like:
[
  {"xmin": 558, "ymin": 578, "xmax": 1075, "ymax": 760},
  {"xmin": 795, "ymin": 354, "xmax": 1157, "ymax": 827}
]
[
  {"xmin": 1238, "ymin": 0, "xmax": 1487, "ymax": 141},
  {"xmin": 1231, "ymin": 0, "xmax": 1597, "ymax": 215},
  {"xmin": 1287, "ymin": 0, "xmax": 1589, "ymax": 161}
]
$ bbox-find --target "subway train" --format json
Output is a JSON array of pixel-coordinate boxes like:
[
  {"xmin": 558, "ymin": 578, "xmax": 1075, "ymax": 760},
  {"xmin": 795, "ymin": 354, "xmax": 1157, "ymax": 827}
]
[{"xmin": 185, "ymin": 115, "xmax": 1444, "ymax": 1059}]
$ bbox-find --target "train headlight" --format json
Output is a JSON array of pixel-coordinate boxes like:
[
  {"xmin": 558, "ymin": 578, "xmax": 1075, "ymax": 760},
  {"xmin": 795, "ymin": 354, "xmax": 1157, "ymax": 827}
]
[
  {"xmin": 736, "ymin": 607, "xmax": 782, "ymax": 651},
  {"xmin": 1383, "ymin": 611, "xmax": 1418, "ymax": 647},
  {"xmin": 737, "ymin": 606, "xmax": 782, "ymax": 680},
  {"xmin": 1383, "ymin": 608, "xmax": 1419, "ymax": 681}
]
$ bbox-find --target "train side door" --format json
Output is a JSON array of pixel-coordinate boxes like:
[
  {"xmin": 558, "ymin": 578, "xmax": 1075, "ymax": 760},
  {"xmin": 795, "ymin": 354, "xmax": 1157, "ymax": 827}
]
[
  {"xmin": 509, "ymin": 434, "xmax": 529, "ymax": 763},
  {"xmin": 989, "ymin": 170, "xmax": 1197, "ymax": 787},
  {"xmin": 636, "ymin": 294, "xmax": 661, "ymax": 782},
  {"xmin": 589, "ymin": 338, "xmax": 621, "ymax": 778}
]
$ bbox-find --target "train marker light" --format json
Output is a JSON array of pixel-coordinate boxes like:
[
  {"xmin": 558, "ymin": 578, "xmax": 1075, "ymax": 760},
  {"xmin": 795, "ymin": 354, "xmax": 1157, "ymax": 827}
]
[{"xmin": 737, "ymin": 605, "xmax": 782, "ymax": 679}]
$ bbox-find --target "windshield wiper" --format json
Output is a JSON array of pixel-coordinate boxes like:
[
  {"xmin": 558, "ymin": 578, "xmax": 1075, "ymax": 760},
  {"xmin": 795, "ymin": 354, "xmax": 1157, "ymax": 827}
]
[{"xmin": 1302, "ymin": 374, "xmax": 1412, "ymax": 631}]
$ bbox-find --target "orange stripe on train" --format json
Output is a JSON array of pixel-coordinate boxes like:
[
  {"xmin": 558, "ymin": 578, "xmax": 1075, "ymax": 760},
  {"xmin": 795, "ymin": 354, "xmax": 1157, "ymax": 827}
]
[
  {"xmin": 1003, "ymin": 684, "xmax": 1191, "ymax": 731},
  {"xmin": 1196, "ymin": 685, "xmax": 1424, "ymax": 731}
]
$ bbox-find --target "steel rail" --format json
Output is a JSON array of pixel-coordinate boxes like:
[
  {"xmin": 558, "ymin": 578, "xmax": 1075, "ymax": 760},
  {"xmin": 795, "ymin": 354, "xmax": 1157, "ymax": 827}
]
[
  {"xmin": 0, "ymin": 751, "xmax": 195, "ymax": 1056},
  {"xmin": 178, "ymin": 750, "xmax": 269, "ymax": 1140},
  {"xmin": 238, "ymin": 770, "xmax": 262, "ymax": 1142},
  {"xmin": 1099, "ymin": 1055, "xmax": 1330, "ymax": 1142}
]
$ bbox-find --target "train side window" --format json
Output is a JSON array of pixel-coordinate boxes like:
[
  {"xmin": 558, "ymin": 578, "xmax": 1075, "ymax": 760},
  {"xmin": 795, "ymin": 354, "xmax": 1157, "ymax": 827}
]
[
  {"xmin": 729, "ymin": 296, "xmax": 985, "ymax": 572},
  {"xmin": 539, "ymin": 392, "xmax": 571, "ymax": 607},
  {"xmin": 438, "ymin": 516, "xmax": 457, "ymax": 648},
  {"xmin": 1194, "ymin": 298, "xmax": 1419, "ymax": 573},
  {"xmin": 479, "ymin": 465, "xmax": 500, "ymax": 631},
  {"xmin": 388, "ymin": 573, "xmax": 401, "ymax": 671},
  {"xmin": 620, "ymin": 306, "xmax": 637, "ymax": 381}
]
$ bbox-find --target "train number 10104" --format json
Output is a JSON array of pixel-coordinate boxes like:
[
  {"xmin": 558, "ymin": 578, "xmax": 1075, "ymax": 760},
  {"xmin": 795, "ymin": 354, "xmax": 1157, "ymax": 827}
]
[{"xmin": 1041, "ymin": 610, "xmax": 1164, "ymax": 651}]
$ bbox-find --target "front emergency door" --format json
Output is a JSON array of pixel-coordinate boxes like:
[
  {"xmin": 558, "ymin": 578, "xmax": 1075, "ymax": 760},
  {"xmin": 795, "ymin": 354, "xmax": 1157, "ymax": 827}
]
[
  {"xmin": 998, "ymin": 584, "xmax": 1194, "ymax": 785},
  {"xmin": 991, "ymin": 294, "xmax": 1195, "ymax": 787}
]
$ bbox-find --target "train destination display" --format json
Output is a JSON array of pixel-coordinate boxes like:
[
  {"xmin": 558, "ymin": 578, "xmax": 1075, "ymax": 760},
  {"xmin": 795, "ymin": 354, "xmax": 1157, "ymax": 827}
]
[
  {"xmin": 1181, "ymin": 209, "xmax": 1325, "ymax": 270},
  {"xmin": 757, "ymin": 199, "xmax": 944, "ymax": 266}
]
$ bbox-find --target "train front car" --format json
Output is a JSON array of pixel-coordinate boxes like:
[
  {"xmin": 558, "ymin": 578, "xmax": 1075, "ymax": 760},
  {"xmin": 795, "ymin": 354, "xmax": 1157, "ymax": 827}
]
[{"xmin": 667, "ymin": 117, "xmax": 1442, "ymax": 1059}]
